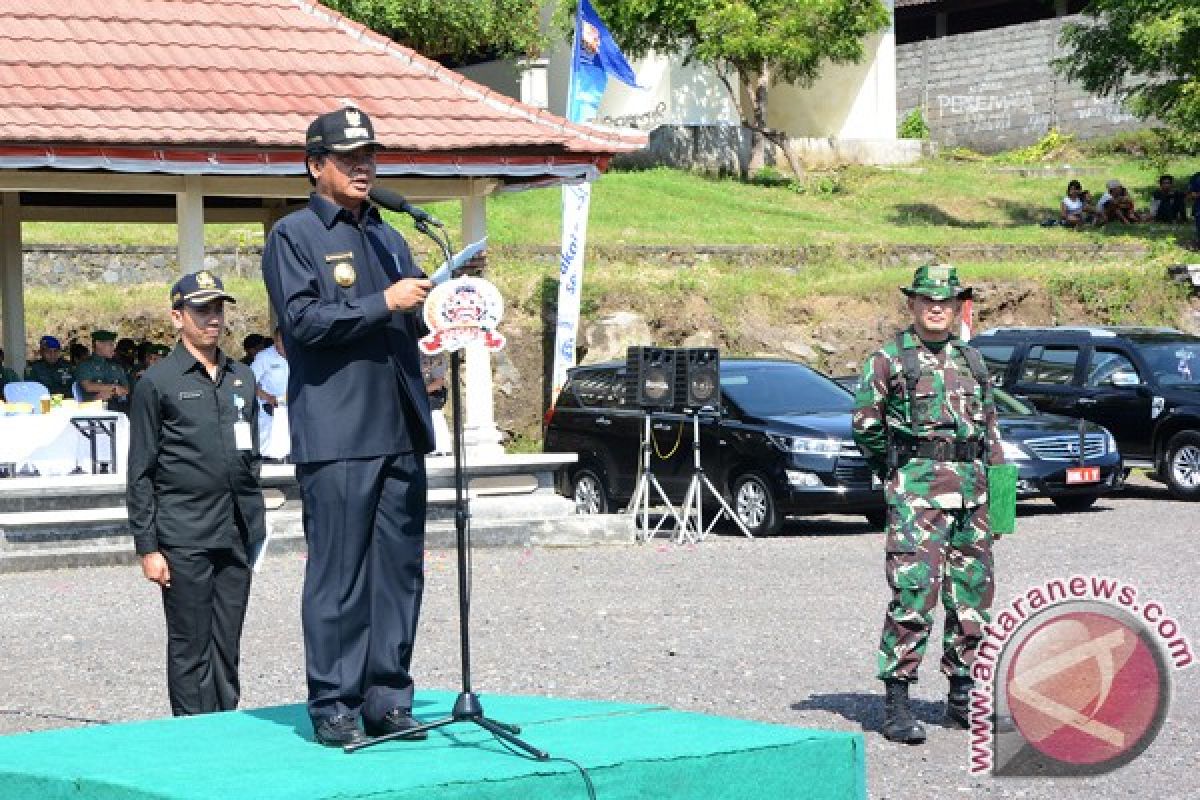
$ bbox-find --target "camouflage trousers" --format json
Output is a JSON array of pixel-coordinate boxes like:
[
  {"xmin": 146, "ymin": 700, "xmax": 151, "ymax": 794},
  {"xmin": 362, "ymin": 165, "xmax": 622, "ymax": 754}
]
[{"xmin": 877, "ymin": 502, "xmax": 994, "ymax": 682}]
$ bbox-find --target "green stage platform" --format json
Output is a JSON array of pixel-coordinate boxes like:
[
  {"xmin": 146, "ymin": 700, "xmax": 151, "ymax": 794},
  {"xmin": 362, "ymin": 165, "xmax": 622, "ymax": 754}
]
[{"xmin": 0, "ymin": 692, "xmax": 865, "ymax": 800}]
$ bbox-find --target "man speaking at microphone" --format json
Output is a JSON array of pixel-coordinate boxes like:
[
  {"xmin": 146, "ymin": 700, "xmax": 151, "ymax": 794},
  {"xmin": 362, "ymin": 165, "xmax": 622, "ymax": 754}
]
[{"xmin": 262, "ymin": 106, "xmax": 436, "ymax": 748}]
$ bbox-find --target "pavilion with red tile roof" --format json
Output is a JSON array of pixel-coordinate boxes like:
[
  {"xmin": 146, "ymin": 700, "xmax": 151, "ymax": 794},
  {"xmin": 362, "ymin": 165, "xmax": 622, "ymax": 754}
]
[{"xmin": 0, "ymin": 0, "xmax": 644, "ymax": 380}]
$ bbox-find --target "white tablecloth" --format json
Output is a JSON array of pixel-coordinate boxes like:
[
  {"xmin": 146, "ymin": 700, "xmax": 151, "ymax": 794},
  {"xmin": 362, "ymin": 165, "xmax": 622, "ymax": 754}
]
[{"xmin": 0, "ymin": 411, "xmax": 130, "ymax": 476}]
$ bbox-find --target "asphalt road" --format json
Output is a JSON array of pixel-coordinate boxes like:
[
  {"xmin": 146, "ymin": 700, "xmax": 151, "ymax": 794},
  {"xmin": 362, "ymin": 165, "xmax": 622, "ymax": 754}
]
[{"xmin": 0, "ymin": 476, "xmax": 1195, "ymax": 799}]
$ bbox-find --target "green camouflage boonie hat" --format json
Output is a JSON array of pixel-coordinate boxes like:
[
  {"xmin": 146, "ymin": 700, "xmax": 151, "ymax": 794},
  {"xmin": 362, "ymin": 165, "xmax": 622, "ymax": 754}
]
[{"xmin": 901, "ymin": 264, "xmax": 973, "ymax": 301}]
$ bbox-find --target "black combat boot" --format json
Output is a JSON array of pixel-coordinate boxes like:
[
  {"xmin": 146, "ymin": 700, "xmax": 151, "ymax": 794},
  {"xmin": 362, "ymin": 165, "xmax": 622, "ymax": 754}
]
[
  {"xmin": 882, "ymin": 679, "xmax": 926, "ymax": 744},
  {"xmin": 944, "ymin": 675, "xmax": 973, "ymax": 729}
]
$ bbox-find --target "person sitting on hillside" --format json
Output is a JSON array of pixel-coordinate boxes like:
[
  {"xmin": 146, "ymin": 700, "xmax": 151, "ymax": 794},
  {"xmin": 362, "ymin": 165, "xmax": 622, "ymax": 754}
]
[
  {"xmin": 1060, "ymin": 180, "xmax": 1097, "ymax": 228},
  {"xmin": 1151, "ymin": 174, "xmax": 1187, "ymax": 224},
  {"xmin": 1097, "ymin": 179, "xmax": 1138, "ymax": 224},
  {"xmin": 25, "ymin": 335, "xmax": 75, "ymax": 396}
]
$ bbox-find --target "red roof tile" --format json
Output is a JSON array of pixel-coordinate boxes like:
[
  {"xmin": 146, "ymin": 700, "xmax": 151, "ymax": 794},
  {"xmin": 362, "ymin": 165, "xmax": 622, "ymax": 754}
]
[{"xmin": 0, "ymin": 0, "xmax": 644, "ymax": 176}]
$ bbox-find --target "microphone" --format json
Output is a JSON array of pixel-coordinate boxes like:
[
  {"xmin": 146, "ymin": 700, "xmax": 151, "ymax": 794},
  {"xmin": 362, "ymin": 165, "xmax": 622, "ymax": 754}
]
[{"xmin": 369, "ymin": 186, "xmax": 443, "ymax": 228}]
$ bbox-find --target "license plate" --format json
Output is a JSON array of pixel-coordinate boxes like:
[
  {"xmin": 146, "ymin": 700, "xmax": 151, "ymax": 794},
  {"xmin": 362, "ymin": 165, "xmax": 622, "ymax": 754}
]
[{"xmin": 1066, "ymin": 466, "xmax": 1101, "ymax": 484}]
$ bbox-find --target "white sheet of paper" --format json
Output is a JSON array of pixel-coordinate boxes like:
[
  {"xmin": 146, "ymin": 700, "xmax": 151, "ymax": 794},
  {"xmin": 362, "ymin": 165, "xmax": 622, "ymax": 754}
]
[{"xmin": 429, "ymin": 237, "xmax": 488, "ymax": 286}]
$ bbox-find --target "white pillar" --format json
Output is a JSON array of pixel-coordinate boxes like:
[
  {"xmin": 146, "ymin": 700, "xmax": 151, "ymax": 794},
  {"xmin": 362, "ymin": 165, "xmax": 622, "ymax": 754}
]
[
  {"xmin": 461, "ymin": 192, "xmax": 505, "ymax": 456},
  {"xmin": 176, "ymin": 175, "xmax": 205, "ymax": 274},
  {"xmin": 263, "ymin": 203, "xmax": 287, "ymax": 329},
  {"xmin": 0, "ymin": 192, "xmax": 26, "ymax": 374}
]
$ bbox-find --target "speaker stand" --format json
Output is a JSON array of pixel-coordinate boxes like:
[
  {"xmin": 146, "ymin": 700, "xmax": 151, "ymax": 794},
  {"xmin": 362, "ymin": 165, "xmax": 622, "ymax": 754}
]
[
  {"xmin": 677, "ymin": 412, "xmax": 752, "ymax": 543},
  {"xmin": 629, "ymin": 413, "xmax": 683, "ymax": 541}
]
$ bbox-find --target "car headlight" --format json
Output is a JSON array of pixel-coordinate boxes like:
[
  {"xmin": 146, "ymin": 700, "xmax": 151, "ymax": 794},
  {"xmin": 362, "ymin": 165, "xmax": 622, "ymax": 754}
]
[
  {"xmin": 768, "ymin": 434, "xmax": 841, "ymax": 455},
  {"xmin": 1000, "ymin": 440, "xmax": 1030, "ymax": 462},
  {"xmin": 1104, "ymin": 429, "xmax": 1117, "ymax": 455}
]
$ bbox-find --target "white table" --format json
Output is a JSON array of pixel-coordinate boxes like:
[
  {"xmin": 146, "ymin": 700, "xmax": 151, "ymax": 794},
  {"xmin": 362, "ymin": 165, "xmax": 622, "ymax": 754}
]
[{"xmin": 0, "ymin": 411, "xmax": 130, "ymax": 476}]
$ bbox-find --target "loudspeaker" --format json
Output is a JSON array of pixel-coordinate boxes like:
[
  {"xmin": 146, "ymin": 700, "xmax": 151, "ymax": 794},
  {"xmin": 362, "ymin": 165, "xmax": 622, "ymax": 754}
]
[
  {"xmin": 677, "ymin": 348, "xmax": 721, "ymax": 412},
  {"xmin": 625, "ymin": 346, "xmax": 678, "ymax": 409}
]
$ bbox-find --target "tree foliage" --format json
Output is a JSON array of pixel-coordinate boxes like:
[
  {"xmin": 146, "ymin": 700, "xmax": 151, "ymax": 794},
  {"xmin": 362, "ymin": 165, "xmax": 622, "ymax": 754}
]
[
  {"xmin": 325, "ymin": 0, "xmax": 545, "ymax": 66},
  {"xmin": 1057, "ymin": 0, "xmax": 1200, "ymax": 132},
  {"xmin": 564, "ymin": 0, "xmax": 890, "ymax": 173}
]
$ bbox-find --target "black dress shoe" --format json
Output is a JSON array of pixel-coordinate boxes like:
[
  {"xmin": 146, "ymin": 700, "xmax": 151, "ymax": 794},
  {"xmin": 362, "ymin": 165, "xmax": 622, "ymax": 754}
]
[
  {"xmin": 364, "ymin": 708, "xmax": 428, "ymax": 740},
  {"xmin": 313, "ymin": 713, "xmax": 367, "ymax": 747}
]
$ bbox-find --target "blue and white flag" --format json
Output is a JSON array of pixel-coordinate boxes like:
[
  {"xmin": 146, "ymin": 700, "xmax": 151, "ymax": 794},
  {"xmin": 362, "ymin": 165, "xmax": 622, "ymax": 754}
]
[
  {"xmin": 566, "ymin": 0, "xmax": 640, "ymax": 124},
  {"xmin": 552, "ymin": 1, "xmax": 641, "ymax": 405}
]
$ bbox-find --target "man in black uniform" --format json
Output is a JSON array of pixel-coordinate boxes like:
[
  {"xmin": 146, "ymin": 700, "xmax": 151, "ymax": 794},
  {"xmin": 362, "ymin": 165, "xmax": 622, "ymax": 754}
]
[
  {"xmin": 262, "ymin": 106, "xmax": 435, "ymax": 747},
  {"xmin": 126, "ymin": 271, "xmax": 266, "ymax": 716}
]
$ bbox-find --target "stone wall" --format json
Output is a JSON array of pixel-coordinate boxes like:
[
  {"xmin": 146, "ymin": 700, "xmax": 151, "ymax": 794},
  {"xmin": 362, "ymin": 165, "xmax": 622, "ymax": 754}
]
[
  {"xmin": 896, "ymin": 16, "xmax": 1142, "ymax": 152},
  {"xmin": 21, "ymin": 245, "xmax": 263, "ymax": 287}
]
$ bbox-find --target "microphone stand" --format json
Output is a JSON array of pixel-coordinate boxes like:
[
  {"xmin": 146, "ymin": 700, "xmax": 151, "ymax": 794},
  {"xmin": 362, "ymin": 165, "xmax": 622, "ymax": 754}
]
[{"xmin": 348, "ymin": 216, "xmax": 548, "ymax": 760}]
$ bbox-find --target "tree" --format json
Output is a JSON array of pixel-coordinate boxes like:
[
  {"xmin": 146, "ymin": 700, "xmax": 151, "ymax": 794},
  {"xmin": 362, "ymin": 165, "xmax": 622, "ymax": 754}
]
[
  {"xmin": 325, "ymin": 0, "xmax": 544, "ymax": 66},
  {"xmin": 1056, "ymin": 0, "xmax": 1200, "ymax": 133},
  {"xmin": 569, "ymin": 0, "xmax": 891, "ymax": 175}
]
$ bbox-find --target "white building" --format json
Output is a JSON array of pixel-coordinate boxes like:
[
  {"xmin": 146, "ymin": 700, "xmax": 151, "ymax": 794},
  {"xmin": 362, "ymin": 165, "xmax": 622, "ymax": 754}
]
[{"xmin": 458, "ymin": 3, "xmax": 923, "ymax": 169}]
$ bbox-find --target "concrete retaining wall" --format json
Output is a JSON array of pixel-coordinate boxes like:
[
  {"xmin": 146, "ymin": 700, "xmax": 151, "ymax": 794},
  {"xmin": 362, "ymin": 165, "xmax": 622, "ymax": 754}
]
[
  {"xmin": 896, "ymin": 16, "xmax": 1143, "ymax": 152},
  {"xmin": 21, "ymin": 244, "xmax": 261, "ymax": 287}
]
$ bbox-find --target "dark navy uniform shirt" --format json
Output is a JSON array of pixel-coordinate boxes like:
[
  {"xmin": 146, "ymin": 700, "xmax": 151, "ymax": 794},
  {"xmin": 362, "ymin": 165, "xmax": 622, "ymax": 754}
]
[
  {"xmin": 126, "ymin": 342, "xmax": 266, "ymax": 556},
  {"xmin": 261, "ymin": 192, "xmax": 434, "ymax": 463},
  {"xmin": 25, "ymin": 359, "xmax": 75, "ymax": 396}
]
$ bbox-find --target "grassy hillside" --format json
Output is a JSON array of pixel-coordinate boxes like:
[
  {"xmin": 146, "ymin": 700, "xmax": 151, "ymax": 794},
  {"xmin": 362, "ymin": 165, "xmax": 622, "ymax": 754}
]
[{"xmin": 24, "ymin": 155, "xmax": 1200, "ymax": 253}]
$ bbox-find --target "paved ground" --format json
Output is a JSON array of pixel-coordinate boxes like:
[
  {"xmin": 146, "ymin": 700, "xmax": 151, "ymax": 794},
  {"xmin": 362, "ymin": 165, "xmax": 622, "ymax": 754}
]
[{"xmin": 0, "ymin": 476, "xmax": 1195, "ymax": 799}]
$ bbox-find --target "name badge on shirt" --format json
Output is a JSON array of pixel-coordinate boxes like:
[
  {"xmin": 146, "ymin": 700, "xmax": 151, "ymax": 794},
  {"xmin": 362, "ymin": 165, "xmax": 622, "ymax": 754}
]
[
  {"xmin": 232, "ymin": 394, "xmax": 253, "ymax": 450},
  {"xmin": 234, "ymin": 420, "xmax": 253, "ymax": 451}
]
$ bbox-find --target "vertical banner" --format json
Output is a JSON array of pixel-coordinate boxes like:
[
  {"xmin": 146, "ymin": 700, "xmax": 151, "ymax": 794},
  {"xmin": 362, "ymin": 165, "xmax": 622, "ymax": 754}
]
[
  {"xmin": 960, "ymin": 297, "xmax": 974, "ymax": 341},
  {"xmin": 552, "ymin": 182, "xmax": 592, "ymax": 401},
  {"xmin": 549, "ymin": 0, "xmax": 640, "ymax": 407}
]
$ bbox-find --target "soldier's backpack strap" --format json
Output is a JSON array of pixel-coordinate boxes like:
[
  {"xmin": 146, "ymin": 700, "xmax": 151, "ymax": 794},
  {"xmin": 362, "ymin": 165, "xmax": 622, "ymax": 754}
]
[
  {"xmin": 958, "ymin": 341, "xmax": 992, "ymax": 394},
  {"xmin": 887, "ymin": 332, "xmax": 921, "ymax": 470},
  {"xmin": 894, "ymin": 331, "xmax": 920, "ymax": 404}
]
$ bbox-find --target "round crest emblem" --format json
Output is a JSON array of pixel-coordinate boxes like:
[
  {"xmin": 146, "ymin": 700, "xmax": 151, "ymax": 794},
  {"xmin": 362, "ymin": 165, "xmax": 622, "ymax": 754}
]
[
  {"xmin": 333, "ymin": 261, "xmax": 356, "ymax": 288},
  {"xmin": 419, "ymin": 276, "xmax": 506, "ymax": 354}
]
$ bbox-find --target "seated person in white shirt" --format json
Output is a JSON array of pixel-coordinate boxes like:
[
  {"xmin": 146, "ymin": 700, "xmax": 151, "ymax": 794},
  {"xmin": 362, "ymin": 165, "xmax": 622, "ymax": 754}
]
[
  {"xmin": 250, "ymin": 328, "xmax": 289, "ymax": 458},
  {"xmin": 1060, "ymin": 180, "xmax": 1095, "ymax": 228}
]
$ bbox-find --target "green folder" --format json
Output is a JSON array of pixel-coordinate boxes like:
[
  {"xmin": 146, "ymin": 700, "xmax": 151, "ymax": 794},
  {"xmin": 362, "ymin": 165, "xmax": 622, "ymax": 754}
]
[{"xmin": 988, "ymin": 464, "xmax": 1018, "ymax": 536}]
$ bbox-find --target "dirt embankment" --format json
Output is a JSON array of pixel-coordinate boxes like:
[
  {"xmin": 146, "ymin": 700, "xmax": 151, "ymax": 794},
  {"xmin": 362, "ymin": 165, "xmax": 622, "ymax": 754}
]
[
  {"xmin": 41, "ymin": 276, "xmax": 1197, "ymax": 448},
  {"xmin": 488, "ymin": 278, "xmax": 1196, "ymax": 446}
]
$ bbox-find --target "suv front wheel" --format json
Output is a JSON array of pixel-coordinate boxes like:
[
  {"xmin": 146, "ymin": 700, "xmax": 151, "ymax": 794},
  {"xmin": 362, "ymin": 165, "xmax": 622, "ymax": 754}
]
[
  {"xmin": 732, "ymin": 473, "xmax": 781, "ymax": 536},
  {"xmin": 1164, "ymin": 431, "xmax": 1200, "ymax": 501},
  {"xmin": 571, "ymin": 468, "xmax": 610, "ymax": 514}
]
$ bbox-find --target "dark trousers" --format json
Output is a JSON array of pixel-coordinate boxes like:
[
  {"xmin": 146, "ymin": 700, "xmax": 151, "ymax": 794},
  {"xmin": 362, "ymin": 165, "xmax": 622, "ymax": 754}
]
[
  {"xmin": 297, "ymin": 453, "xmax": 427, "ymax": 723},
  {"xmin": 160, "ymin": 541, "xmax": 253, "ymax": 716}
]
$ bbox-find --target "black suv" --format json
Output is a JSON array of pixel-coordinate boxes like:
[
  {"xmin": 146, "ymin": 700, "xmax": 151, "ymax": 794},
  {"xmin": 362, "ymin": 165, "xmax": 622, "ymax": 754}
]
[
  {"xmin": 543, "ymin": 358, "xmax": 884, "ymax": 536},
  {"xmin": 971, "ymin": 326, "xmax": 1200, "ymax": 500}
]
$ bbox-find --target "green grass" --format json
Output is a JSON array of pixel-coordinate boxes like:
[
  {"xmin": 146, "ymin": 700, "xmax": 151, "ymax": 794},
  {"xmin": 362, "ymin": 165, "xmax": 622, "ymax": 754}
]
[{"xmin": 21, "ymin": 156, "xmax": 1200, "ymax": 253}]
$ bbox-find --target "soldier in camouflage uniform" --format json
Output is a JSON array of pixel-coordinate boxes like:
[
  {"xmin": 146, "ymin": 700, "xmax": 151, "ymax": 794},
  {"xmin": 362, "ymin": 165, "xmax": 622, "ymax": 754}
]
[
  {"xmin": 852, "ymin": 264, "xmax": 1003, "ymax": 744},
  {"xmin": 76, "ymin": 330, "xmax": 131, "ymax": 411}
]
